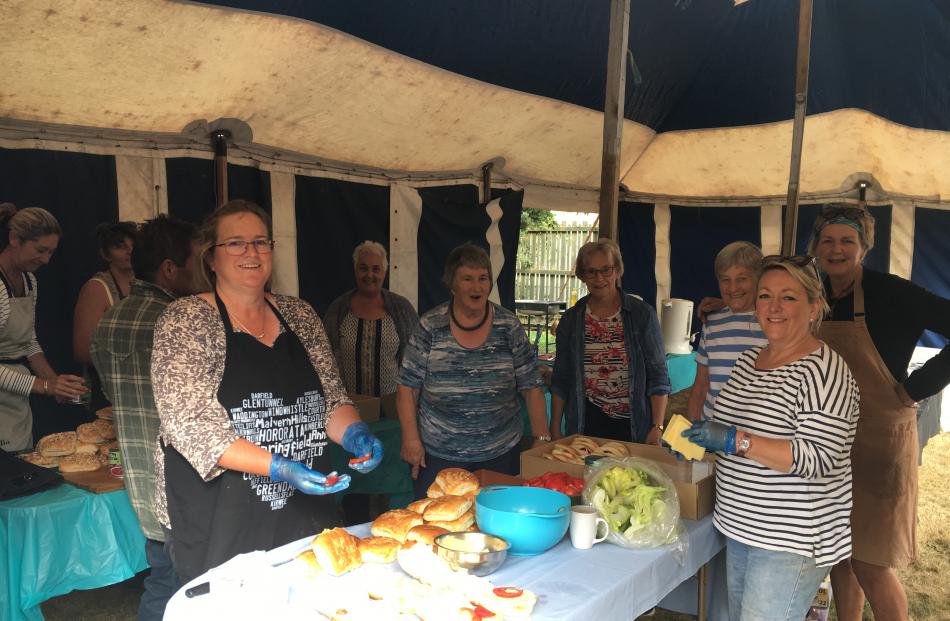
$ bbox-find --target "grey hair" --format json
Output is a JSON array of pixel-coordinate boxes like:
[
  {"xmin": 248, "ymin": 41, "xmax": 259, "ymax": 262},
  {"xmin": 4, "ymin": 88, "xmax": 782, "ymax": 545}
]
[
  {"xmin": 353, "ymin": 240, "xmax": 388, "ymax": 271},
  {"xmin": 442, "ymin": 243, "xmax": 492, "ymax": 291},
  {"xmin": 759, "ymin": 261, "xmax": 830, "ymax": 336},
  {"xmin": 714, "ymin": 241, "xmax": 763, "ymax": 279},
  {"xmin": 574, "ymin": 238, "xmax": 625, "ymax": 282}
]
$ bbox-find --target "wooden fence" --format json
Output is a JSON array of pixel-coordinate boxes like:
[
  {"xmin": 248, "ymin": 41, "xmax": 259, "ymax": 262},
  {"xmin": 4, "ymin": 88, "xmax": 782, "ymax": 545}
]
[{"xmin": 515, "ymin": 226, "xmax": 597, "ymax": 304}]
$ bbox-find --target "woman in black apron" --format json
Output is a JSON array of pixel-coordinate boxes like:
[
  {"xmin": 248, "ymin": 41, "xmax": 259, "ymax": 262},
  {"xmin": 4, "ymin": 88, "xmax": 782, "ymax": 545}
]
[{"xmin": 152, "ymin": 201, "xmax": 383, "ymax": 583}]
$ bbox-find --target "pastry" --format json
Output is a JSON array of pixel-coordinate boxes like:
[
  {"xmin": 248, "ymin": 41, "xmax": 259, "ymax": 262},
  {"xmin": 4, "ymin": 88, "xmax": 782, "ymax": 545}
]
[
  {"xmin": 36, "ymin": 431, "xmax": 77, "ymax": 457},
  {"xmin": 312, "ymin": 527, "xmax": 362, "ymax": 576},
  {"xmin": 357, "ymin": 536, "xmax": 400, "ymax": 564},
  {"xmin": 371, "ymin": 509, "xmax": 424, "ymax": 542},
  {"xmin": 433, "ymin": 468, "xmax": 480, "ymax": 497},
  {"xmin": 422, "ymin": 495, "xmax": 473, "ymax": 522},
  {"xmin": 427, "ymin": 509, "xmax": 475, "ymax": 532},
  {"xmin": 406, "ymin": 497, "xmax": 435, "ymax": 514},
  {"xmin": 406, "ymin": 524, "xmax": 450, "ymax": 546}
]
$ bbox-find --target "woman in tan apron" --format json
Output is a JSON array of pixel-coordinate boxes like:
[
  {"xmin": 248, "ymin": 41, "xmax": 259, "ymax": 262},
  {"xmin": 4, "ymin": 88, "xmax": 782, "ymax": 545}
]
[
  {"xmin": 811, "ymin": 204, "xmax": 950, "ymax": 621},
  {"xmin": 0, "ymin": 204, "xmax": 86, "ymax": 451}
]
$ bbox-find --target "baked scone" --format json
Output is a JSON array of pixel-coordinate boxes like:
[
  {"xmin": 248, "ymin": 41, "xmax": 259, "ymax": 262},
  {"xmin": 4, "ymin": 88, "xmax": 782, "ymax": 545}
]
[
  {"xmin": 428, "ymin": 509, "xmax": 475, "ymax": 532},
  {"xmin": 58, "ymin": 453, "xmax": 102, "ymax": 473},
  {"xmin": 423, "ymin": 495, "xmax": 473, "ymax": 522},
  {"xmin": 36, "ymin": 432, "xmax": 77, "ymax": 457},
  {"xmin": 77, "ymin": 422, "xmax": 106, "ymax": 444},
  {"xmin": 19, "ymin": 451, "xmax": 59, "ymax": 468},
  {"xmin": 90, "ymin": 418, "xmax": 116, "ymax": 440},
  {"xmin": 406, "ymin": 524, "xmax": 450, "ymax": 546},
  {"xmin": 370, "ymin": 509, "xmax": 424, "ymax": 543},
  {"xmin": 357, "ymin": 536, "xmax": 400, "ymax": 564},
  {"xmin": 406, "ymin": 497, "xmax": 435, "ymax": 514},
  {"xmin": 312, "ymin": 527, "xmax": 362, "ymax": 576},
  {"xmin": 433, "ymin": 468, "xmax": 480, "ymax": 497}
]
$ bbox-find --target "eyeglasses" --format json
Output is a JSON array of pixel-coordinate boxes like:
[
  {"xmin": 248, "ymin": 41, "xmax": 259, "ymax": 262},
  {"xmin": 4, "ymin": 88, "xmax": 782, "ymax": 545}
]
[
  {"xmin": 762, "ymin": 254, "xmax": 821, "ymax": 280},
  {"xmin": 814, "ymin": 205, "xmax": 867, "ymax": 230},
  {"xmin": 214, "ymin": 239, "xmax": 275, "ymax": 256},
  {"xmin": 582, "ymin": 266, "xmax": 615, "ymax": 279}
]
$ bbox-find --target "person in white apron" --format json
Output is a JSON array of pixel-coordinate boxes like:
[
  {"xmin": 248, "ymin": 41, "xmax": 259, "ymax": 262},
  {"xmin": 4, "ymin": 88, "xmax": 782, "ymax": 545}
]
[
  {"xmin": 0, "ymin": 204, "xmax": 87, "ymax": 451},
  {"xmin": 810, "ymin": 204, "xmax": 950, "ymax": 621}
]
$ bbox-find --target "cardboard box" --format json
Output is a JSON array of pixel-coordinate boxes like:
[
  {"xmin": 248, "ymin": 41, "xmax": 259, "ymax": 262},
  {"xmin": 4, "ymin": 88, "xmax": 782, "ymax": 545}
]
[
  {"xmin": 520, "ymin": 434, "xmax": 715, "ymax": 520},
  {"xmin": 349, "ymin": 393, "xmax": 380, "ymax": 423},
  {"xmin": 473, "ymin": 469, "xmax": 523, "ymax": 488}
]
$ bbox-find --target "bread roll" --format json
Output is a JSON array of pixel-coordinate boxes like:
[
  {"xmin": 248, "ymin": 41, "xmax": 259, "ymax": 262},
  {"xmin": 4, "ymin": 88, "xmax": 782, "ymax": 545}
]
[
  {"xmin": 433, "ymin": 468, "xmax": 480, "ymax": 497},
  {"xmin": 19, "ymin": 451, "xmax": 58, "ymax": 468},
  {"xmin": 95, "ymin": 406, "xmax": 113, "ymax": 420},
  {"xmin": 357, "ymin": 536, "xmax": 400, "ymax": 564},
  {"xmin": 37, "ymin": 432, "xmax": 77, "ymax": 457},
  {"xmin": 406, "ymin": 524, "xmax": 450, "ymax": 546},
  {"xmin": 550, "ymin": 444, "xmax": 583, "ymax": 464},
  {"xmin": 422, "ymin": 495, "xmax": 473, "ymax": 522},
  {"xmin": 312, "ymin": 527, "xmax": 362, "ymax": 576},
  {"xmin": 426, "ymin": 480, "xmax": 445, "ymax": 499},
  {"xmin": 74, "ymin": 442, "xmax": 99, "ymax": 455},
  {"xmin": 77, "ymin": 422, "xmax": 106, "ymax": 445},
  {"xmin": 570, "ymin": 437, "xmax": 600, "ymax": 454},
  {"xmin": 428, "ymin": 509, "xmax": 475, "ymax": 532},
  {"xmin": 58, "ymin": 453, "xmax": 101, "ymax": 473},
  {"xmin": 406, "ymin": 497, "xmax": 434, "ymax": 514},
  {"xmin": 598, "ymin": 441, "xmax": 628, "ymax": 458},
  {"xmin": 91, "ymin": 418, "xmax": 116, "ymax": 440},
  {"xmin": 370, "ymin": 509, "xmax": 424, "ymax": 542}
]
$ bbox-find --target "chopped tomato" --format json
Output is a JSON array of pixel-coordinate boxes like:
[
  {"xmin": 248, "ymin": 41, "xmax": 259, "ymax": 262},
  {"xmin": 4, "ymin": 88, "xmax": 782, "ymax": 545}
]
[
  {"xmin": 473, "ymin": 605, "xmax": 496, "ymax": 618},
  {"xmin": 493, "ymin": 587, "xmax": 524, "ymax": 598},
  {"xmin": 348, "ymin": 455, "xmax": 371, "ymax": 465},
  {"xmin": 325, "ymin": 474, "xmax": 339, "ymax": 486}
]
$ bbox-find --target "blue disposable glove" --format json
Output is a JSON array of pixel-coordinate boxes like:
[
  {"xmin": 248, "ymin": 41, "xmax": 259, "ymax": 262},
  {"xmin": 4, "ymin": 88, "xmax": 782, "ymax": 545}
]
[
  {"xmin": 269, "ymin": 453, "xmax": 351, "ymax": 495},
  {"xmin": 341, "ymin": 422, "xmax": 384, "ymax": 473},
  {"xmin": 681, "ymin": 419, "xmax": 738, "ymax": 455}
]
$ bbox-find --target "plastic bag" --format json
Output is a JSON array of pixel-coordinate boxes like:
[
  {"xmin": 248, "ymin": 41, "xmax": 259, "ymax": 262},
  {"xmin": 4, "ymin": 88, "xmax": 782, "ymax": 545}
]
[{"xmin": 582, "ymin": 457, "xmax": 686, "ymax": 555}]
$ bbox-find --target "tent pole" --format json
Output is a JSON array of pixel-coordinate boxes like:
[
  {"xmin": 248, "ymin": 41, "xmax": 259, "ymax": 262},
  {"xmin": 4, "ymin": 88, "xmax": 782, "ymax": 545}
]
[
  {"xmin": 212, "ymin": 130, "xmax": 231, "ymax": 208},
  {"xmin": 781, "ymin": 0, "xmax": 814, "ymax": 254},
  {"xmin": 598, "ymin": 0, "xmax": 630, "ymax": 241}
]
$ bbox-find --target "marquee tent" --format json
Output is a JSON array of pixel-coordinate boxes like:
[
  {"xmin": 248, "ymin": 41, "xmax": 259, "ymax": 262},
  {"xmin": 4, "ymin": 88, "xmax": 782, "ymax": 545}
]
[{"xmin": 1, "ymin": 0, "xmax": 949, "ymax": 390}]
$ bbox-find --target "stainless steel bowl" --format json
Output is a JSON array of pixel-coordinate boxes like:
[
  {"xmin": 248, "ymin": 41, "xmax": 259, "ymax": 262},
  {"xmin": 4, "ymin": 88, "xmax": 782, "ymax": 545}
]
[{"xmin": 434, "ymin": 532, "xmax": 509, "ymax": 576}]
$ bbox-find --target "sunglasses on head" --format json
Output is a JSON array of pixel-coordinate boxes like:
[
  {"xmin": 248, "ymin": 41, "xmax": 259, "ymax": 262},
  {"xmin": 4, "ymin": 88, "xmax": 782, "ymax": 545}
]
[{"xmin": 815, "ymin": 205, "xmax": 867, "ymax": 227}]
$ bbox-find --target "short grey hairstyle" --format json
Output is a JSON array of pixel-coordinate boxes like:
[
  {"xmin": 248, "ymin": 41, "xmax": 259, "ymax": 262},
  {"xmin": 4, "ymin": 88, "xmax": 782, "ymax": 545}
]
[
  {"xmin": 714, "ymin": 241, "xmax": 763, "ymax": 279},
  {"xmin": 352, "ymin": 240, "xmax": 388, "ymax": 271},
  {"xmin": 442, "ymin": 243, "xmax": 493, "ymax": 290},
  {"xmin": 574, "ymin": 238, "xmax": 624, "ymax": 282}
]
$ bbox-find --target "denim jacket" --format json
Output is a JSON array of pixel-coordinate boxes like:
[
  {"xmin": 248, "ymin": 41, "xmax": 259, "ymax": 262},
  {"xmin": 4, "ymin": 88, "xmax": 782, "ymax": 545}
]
[{"xmin": 550, "ymin": 290, "xmax": 671, "ymax": 442}]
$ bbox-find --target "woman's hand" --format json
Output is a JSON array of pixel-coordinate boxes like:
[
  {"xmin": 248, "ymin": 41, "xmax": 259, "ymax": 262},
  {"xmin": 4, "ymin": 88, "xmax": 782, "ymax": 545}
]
[
  {"xmin": 341, "ymin": 422, "xmax": 384, "ymax": 473},
  {"xmin": 400, "ymin": 438, "xmax": 427, "ymax": 480},
  {"xmin": 645, "ymin": 426, "xmax": 663, "ymax": 446},
  {"xmin": 49, "ymin": 374, "xmax": 87, "ymax": 403},
  {"xmin": 269, "ymin": 454, "xmax": 351, "ymax": 495},
  {"xmin": 696, "ymin": 297, "xmax": 726, "ymax": 323},
  {"xmin": 681, "ymin": 419, "xmax": 737, "ymax": 454}
]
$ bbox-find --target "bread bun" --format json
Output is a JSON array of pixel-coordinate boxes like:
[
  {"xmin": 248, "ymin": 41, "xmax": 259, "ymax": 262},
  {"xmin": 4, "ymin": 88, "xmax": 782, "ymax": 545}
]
[
  {"xmin": 422, "ymin": 495, "xmax": 473, "ymax": 522},
  {"xmin": 76, "ymin": 422, "xmax": 106, "ymax": 445},
  {"xmin": 95, "ymin": 406, "xmax": 113, "ymax": 420},
  {"xmin": 598, "ymin": 441, "xmax": 629, "ymax": 458},
  {"xmin": 19, "ymin": 451, "xmax": 58, "ymax": 468},
  {"xmin": 428, "ymin": 508, "xmax": 475, "ymax": 532},
  {"xmin": 74, "ymin": 442, "xmax": 99, "ymax": 455},
  {"xmin": 570, "ymin": 437, "xmax": 600, "ymax": 454},
  {"xmin": 371, "ymin": 509, "xmax": 424, "ymax": 542},
  {"xmin": 426, "ymin": 480, "xmax": 445, "ymax": 499},
  {"xmin": 58, "ymin": 453, "xmax": 101, "ymax": 473},
  {"xmin": 550, "ymin": 444, "xmax": 584, "ymax": 464},
  {"xmin": 406, "ymin": 497, "xmax": 434, "ymax": 514},
  {"xmin": 312, "ymin": 527, "xmax": 362, "ymax": 576},
  {"xmin": 91, "ymin": 418, "xmax": 116, "ymax": 440},
  {"xmin": 406, "ymin": 524, "xmax": 450, "ymax": 546},
  {"xmin": 357, "ymin": 536, "xmax": 400, "ymax": 564},
  {"xmin": 433, "ymin": 468, "xmax": 480, "ymax": 497},
  {"xmin": 37, "ymin": 432, "xmax": 77, "ymax": 457}
]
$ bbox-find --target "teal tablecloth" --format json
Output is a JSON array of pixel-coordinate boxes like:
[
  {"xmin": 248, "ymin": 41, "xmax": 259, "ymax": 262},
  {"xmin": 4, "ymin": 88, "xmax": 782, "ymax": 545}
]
[{"xmin": 0, "ymin": 484, "xmax": 148, "ymax": 621}]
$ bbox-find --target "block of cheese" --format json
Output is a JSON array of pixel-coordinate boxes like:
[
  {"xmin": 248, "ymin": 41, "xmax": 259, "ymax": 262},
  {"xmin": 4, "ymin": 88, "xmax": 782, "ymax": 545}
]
[{"xmin": 662, "ymin": 414, "xmax": 706, "ymax": 461}]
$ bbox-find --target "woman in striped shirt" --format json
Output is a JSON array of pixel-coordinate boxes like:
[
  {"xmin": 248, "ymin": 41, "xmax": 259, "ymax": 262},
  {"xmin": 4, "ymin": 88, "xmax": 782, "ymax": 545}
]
[{"xmin": 683, "ymin": 256, "xmax": 860, "ymax": 620}]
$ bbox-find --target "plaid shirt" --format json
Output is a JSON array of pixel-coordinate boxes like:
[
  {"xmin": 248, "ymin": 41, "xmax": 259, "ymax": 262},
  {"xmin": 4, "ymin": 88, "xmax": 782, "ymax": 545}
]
[{"xmin": 90, "ymin": 279, "xmax": 176, "ymax": 541}]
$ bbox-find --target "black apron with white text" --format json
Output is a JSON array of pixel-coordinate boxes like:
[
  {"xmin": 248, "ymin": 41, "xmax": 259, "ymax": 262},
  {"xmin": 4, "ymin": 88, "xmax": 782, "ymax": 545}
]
[{"xmin": 163, "ymin": 294, "xmax": 338, "ymax": 582}]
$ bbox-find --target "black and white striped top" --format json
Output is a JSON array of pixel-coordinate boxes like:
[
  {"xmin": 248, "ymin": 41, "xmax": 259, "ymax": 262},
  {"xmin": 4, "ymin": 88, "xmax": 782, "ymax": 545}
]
[{"xmin": 711, "ymin": 343, "xmax": 859, "ymax": 567}]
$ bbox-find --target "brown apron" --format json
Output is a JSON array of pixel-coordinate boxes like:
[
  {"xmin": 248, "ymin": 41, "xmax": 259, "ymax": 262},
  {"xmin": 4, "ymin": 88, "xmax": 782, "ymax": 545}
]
[{"xmin": 819, "ymin": 271, "xmax": 917, "ymax": 568}]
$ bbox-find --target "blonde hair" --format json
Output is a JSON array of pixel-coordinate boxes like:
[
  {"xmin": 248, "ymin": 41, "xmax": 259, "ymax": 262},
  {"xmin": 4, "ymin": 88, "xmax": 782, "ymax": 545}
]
[
  {"xmin": 574, "ymin": 238, "xmax": 625, "ymax": 287},
  {"xmin": 194, "ymin": 200, "xmax": 272, "ymax": 292},
  {"xmin": 759, "ymin": 260, "xmax": 830, "ymax": 335},
  {"xmin": 353, "ymin": 240, "xmax": 388, "ymax": 271},
  {"xmin": 0, "ymin": 205, "xmax": 61, "ymax": 251},
  {"xmin": 714, "ymin": 241, "xmax": 762, "ymax": 279}
]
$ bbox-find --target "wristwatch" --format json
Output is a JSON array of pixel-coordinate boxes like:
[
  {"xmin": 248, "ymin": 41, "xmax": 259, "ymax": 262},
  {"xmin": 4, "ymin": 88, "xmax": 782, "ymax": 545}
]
[
  {"xmin": 736, "ymin": 432, "xmax": 752, "ymax": 457},
  {"xmin": 535, "ymin": 434, "xmax": 552, "ymax": 442},
  {"xmin": 651, "ymin": 423, "xmax": 664, "ymax": 432}
]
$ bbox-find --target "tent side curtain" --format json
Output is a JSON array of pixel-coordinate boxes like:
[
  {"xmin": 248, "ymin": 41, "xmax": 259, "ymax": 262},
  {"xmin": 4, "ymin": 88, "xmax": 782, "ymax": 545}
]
[
  {"xmin": 294, "ymin": 176, "xmax": 390, "ymax": 317},
  {"xmin": 0, "ymin": 146, "xmax": 119, "ymax": 439},
  {"xmin": 913, "ymin": 208, "xmax": 950, "ymax": 349}
]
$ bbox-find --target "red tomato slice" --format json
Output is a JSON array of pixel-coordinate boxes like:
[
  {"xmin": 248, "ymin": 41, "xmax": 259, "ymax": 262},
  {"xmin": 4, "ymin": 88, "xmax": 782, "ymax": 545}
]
[
  {"xmin": 325, "ymin": 474, "xmax": 339, "ymax": 486},
  {"xmin": 493, "ymin": 587, "xmax": 524, "ymax": 598},
  {"xmin": 348, "ymin": 455, "xmax": 371, "ymax": 465},
  {"xmin": 473, "ymin": 605, "xmax": 496, "ymax": 618}
]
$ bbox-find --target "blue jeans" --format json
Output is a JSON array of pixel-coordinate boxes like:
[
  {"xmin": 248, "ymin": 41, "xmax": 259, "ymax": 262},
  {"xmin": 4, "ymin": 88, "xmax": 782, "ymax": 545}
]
[
  {"xmin": 726, "ymin": 537, "xmax": 827, "ymax": 621},
  {"xmin": 138, "ymin": 537, "xmax": 180, "ymax": 621}
]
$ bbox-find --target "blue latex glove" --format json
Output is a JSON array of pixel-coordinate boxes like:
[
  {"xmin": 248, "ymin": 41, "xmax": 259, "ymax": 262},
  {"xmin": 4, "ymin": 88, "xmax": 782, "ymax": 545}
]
[
  {"xmin": 681, "ymin": 419, "xmax": 738, "ymax": 455},
  {"xmin": 269, "ymin": 453, "xmax": 351, "ymax": 494},
  {"xmin": 341, "ymin": 422, "xmax": 384, "ymax": 473}
]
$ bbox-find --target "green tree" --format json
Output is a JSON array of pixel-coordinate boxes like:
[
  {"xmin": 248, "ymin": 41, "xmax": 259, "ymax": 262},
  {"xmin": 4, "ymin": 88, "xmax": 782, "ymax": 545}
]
[{"xmin": 520, "ymin": 208, "xmax": 558, "ymax": 231}]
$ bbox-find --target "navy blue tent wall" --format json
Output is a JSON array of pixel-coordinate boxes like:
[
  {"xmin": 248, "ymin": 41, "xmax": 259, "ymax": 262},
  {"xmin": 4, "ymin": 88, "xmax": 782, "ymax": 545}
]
[{"xmin": 166, "ymin": 158, "xmax": 272, "ymax": 225}]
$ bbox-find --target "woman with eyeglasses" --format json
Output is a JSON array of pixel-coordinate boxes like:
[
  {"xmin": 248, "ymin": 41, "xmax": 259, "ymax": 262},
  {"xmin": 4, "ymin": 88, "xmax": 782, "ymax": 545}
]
[
  {"xmin": 809, "ymin": 204, "xmax": 950, "ymax": 621},
  {"xmin": 681, "ymin": 256, "xmax": 860, "ymax": 620},
  {"xmin": 550, "ymin": 238, "xmax": 670, "ymax": 444},
  {"xmin": 150, "ymin": 200, "xmax": 383, "ymax": 582},
  {"xmin": 396, "ymin": 243, "xmax": 547, "ymax": 499}
]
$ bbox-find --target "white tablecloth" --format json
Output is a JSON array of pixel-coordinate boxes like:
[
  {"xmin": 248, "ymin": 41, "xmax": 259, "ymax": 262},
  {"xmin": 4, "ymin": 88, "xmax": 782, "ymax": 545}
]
[{"xmin": 164, "ymin": 515, "xmax": 725, "ymax": 620}]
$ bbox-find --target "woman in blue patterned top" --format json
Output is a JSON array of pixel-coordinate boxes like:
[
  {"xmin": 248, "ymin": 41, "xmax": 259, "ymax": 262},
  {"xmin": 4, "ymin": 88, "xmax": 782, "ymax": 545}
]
[{"xmin": 396, "ymin": 243, "xmax": 548, "ymax": 498}]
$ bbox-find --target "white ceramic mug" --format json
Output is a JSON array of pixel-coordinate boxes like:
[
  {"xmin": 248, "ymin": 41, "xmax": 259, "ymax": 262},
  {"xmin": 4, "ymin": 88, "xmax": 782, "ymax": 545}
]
[{"xmin": 570, "ymin": 505, "xmax": 609, "ymax": 549}]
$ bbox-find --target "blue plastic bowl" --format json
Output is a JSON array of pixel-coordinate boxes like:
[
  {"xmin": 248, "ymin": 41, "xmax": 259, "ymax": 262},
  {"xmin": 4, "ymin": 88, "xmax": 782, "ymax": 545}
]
[{"xmin": 475, "ymin": 486, "xmax": 570, "ymax": 556}]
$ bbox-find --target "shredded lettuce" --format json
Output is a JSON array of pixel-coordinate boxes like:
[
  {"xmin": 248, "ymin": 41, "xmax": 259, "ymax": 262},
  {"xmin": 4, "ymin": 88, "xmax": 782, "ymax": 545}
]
[{"xmin": 591, "ymin": 466, "xmax": 668, "ymax": 537}]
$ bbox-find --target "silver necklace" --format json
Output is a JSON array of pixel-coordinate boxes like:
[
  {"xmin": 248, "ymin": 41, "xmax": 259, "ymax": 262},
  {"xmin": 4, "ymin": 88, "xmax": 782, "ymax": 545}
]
[{"xmin": 230, "ymin": 313, "xmax": 265, "ymax": 340}]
